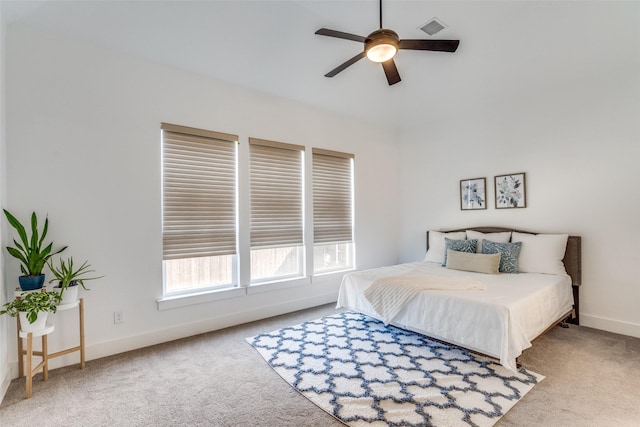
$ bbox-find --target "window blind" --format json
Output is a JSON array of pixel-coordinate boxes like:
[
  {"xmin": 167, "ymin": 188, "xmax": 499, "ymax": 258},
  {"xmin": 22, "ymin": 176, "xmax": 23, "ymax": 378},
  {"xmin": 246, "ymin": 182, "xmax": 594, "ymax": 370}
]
[
  {"xmin": 162, "ymin": 123, "xmax": 237, "ymax": 260},
  {"xmin": 312, "ymin": 148, "xmax": 354, "ymax": 244},
  {"xmin": 249, "ymin": 138, "xmax": 304, "ymax": 248}
]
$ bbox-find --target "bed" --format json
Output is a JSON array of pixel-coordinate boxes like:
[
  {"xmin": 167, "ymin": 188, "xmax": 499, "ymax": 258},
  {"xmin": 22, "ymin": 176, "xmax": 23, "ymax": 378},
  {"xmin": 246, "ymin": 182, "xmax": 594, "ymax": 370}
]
[{"xmin": 337, "ymin": 227, "xmax": 581, "ymax": 371}]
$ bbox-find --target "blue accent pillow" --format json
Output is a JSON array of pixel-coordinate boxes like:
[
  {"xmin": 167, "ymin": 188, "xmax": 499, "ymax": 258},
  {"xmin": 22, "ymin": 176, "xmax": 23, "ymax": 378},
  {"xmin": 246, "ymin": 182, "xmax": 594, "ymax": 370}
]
[
  {"xmin": 442, "ymin": 238, "xmax": 478, "ymax": 266},
  {"xmin": 482, "ymin": 240, "xmax": 522, "ymax": 273}
]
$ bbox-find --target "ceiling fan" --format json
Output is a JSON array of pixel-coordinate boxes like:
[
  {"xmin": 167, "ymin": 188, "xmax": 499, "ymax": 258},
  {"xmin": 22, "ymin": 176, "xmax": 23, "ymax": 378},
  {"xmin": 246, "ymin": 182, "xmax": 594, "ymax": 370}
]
[{"xmin": 315, "ymin": 0, "xmax": 460, "ymax": 86}]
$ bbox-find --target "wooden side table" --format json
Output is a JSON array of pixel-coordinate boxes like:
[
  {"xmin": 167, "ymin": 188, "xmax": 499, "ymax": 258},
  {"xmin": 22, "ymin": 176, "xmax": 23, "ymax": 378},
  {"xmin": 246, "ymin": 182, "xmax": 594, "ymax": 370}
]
[{"xmin": 16, "ymin": 297, "xmax": 85, "ymax": 399}]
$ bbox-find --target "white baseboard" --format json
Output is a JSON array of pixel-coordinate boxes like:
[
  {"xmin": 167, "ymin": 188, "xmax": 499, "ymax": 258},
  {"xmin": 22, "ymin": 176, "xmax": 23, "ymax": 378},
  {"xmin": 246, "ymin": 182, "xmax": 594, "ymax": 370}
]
[
  {"xmin": 5, "ymin": 293, "xmax": 338, "ymax": 379},
  {"xmin": 96, "ymin": 293, "xmax": 338, "ymax": 364},
  {"xmin": 87, "ymin": 292, "xmax": 338, "ymax": 360},
  {"xmin": 6, "ymin": 293, "xmax": 338, "ymax": 377},
  {"xmin": 580, "ymin": 313, "xmax": 640, "ymax": 339},
  {"xmin": 0, "ymin": 367, "xmax": 11, "ymax": 403}
]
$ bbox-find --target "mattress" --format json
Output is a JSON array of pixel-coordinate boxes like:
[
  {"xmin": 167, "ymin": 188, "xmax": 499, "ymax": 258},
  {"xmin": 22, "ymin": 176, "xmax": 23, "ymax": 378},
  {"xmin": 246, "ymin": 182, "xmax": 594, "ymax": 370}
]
[{"xmin": 337, "ymin": 261, "xmax": 574, "ymax": 370}]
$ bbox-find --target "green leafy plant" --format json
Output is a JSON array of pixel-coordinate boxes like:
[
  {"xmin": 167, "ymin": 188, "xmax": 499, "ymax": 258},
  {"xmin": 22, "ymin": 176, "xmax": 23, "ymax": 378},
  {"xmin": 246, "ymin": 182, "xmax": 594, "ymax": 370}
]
[
  {"xmin": 48, "ymin": 257, "xmax": 104, "ymax": 293},
  {"xmin": 3, "ymin": 209, "xmax": 67, "ymax": 277},
  {"xmin": 0, "ymin": 291, "xmax": 61, "ymax": 324}
]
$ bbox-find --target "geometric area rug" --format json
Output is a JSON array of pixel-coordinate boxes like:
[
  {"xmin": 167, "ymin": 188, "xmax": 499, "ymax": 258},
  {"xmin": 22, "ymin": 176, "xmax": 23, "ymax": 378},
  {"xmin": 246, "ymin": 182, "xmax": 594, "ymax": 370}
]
[{"xmin": 246, "ymin": 312, "xmax": 543, "ymax": 427}]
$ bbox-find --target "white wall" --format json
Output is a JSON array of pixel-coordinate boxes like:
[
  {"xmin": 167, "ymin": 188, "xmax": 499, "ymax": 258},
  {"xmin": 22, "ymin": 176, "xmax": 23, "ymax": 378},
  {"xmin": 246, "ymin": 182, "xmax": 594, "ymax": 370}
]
[
  {"xmin": 397, "ymin": 60, "xmax": 640, "ymax": 337},
  {"xmin": 2, "ymin": 25, "xmax": 400, "ymax": 380},
  {"xmin": 0, "ymin": 2, "xmax": 11, "ymax": 400}
]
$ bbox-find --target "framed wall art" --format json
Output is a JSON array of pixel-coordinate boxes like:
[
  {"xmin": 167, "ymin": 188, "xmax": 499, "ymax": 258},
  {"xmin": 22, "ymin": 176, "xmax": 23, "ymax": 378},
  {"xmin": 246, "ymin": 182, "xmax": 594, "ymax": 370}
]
[
  {"xmin": 460, "ymin": 177, "xmax": 487, "ymax": 210},
  {"xmin": 495, "ymin": 172, "xmax": 526, "ymax": 208}
]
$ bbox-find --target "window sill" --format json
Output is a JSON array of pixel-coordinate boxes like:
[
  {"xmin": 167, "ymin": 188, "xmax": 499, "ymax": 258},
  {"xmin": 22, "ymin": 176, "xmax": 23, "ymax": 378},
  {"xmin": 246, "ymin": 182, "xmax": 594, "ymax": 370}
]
[
  {"xmin": 156, "ymin": 276, "xmax": 314, "ymax": 310},
  {"xmin": 247, "ymin": 276, "xmax": 311, "ymax": 295},
  {"xmin": 312, "ymin": 267, "xmax": 355, "ymax": 278},
  {"xmin": 157, "ymin": 286, "xmax": 245, "ymax": 311}
]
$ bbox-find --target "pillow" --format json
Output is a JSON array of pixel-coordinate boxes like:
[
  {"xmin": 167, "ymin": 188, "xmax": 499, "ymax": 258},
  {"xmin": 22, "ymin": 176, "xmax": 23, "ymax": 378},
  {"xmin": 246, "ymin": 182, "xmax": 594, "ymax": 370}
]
[
  {"xmin": 442, "ymin": 238, "xmax": 478, "ymax": 266},
  {"xmin": 445, "ymin": 249, "xmax": 501, "ymax": 274},
  {"xmin": 511, "ymin": 232, "xmax": 569, "ymax": 275},
  {"xmin": 481, "ymin": 240, "xmax": 522, "ymax": 273},
  {"xmin": 424, "ymin": 231, "xmax": 466, "ymax": 264},
  {"xmin": 465, "ymin": 230, "xmax": 512, "ymax": 253}
]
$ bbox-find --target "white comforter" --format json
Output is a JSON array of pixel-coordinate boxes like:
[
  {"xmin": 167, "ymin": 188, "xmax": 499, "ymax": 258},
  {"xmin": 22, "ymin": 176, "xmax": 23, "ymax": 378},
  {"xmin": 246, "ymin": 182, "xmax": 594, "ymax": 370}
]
[
  {"xmin": 337, "ymin": 261, "xmax": 574, "ymax": 371},
  {"xmin": 364, "ymin": 274, "xmax": 485, "ymax": 324}
]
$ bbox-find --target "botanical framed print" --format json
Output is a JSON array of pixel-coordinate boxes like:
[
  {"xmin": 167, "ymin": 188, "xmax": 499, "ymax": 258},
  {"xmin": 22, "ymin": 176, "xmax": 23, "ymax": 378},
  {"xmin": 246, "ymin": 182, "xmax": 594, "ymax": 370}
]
[
  {"xmin": 460, "ymin": 177, "xmax": 487, "ymax": 210},
  {"xmin": 495, "ymin": 172, "xmax": 526, "ymax": 208}
]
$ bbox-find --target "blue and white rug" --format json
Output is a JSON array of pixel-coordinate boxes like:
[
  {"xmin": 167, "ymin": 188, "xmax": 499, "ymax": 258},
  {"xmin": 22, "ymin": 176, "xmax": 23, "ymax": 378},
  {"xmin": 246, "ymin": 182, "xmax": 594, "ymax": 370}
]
[{"xmin": 246, "ymin": 312, "xmax": 543, "ymax": 427}]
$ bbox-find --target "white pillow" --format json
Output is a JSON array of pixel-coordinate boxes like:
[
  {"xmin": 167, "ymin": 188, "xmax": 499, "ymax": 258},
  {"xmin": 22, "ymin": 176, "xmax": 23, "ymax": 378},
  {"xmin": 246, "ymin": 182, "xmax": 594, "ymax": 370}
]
[
  {"xmin": 511, "ymin": 232, "xmax": 569, "ymax": 275},
  {"xmin": 424, "ymin": 231, "xmax": 466, "ymax": 264},
  {"xmin": 466, "ymin": 230, "xmax": 512, "ymax": 253}
]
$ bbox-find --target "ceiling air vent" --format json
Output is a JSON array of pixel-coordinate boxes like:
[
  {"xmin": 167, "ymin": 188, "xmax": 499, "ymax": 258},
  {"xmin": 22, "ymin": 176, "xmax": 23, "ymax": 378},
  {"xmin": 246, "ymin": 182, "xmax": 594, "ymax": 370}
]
[{"xmin": 419, "ymin": 18, "xmax": 446, "ymax": 36}]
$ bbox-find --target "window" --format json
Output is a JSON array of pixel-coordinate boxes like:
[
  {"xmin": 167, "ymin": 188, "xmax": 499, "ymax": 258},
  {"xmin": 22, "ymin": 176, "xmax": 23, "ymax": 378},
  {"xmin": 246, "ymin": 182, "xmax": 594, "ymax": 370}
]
[
  {"xmin": 249, "ymin": 138, "xmax": 305, "ymax": 283},
  {"xmin": 161, "ymin": 123, "xmax": 238, "ymax": 295},
  {"xmin": 312, "ymin": 148, "xmax": 355, "ymax": 274},
  {"xmin": 161, "ymin": 123, "xmax": 354, "ymax": 302}
]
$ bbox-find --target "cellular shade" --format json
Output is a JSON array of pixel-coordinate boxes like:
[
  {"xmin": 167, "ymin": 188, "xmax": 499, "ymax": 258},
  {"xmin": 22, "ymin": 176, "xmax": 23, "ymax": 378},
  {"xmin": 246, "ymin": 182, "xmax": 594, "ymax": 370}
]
[
  {"xmin": 249, "ymin": 138, "xmax": 304, "ymax": 248},
  {"xmin": 312, "ymin": 148, "xmax": 354, "ymax": 244},
  {"xmin": 162, "ymin": 123, "xmax": 237, "ymax": 260}
]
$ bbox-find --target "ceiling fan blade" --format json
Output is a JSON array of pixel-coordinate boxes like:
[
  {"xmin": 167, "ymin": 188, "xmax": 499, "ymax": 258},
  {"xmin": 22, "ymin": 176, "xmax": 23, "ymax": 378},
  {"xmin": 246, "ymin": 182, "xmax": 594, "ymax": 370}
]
[
  {"xmin": 324, "ymin": 52, "xmax": 366, "ymax": 78},
  {"xmin": 381, "ymin": 59, "xmax": 401, "ymax": 86},
  {"xmin": 398, "ymin": 39, "xmax": 460, "ymax": 52},
  {"xmin": 315, "ymin": 28, "xmax": 367, "ymax": 43}
]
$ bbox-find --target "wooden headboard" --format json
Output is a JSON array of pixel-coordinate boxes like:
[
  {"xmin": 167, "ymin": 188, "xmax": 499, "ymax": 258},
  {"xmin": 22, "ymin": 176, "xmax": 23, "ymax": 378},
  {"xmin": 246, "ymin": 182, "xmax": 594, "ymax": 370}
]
[{"xmin": 426, "ymin": 226, "xmax": 582, "ymax": 285}]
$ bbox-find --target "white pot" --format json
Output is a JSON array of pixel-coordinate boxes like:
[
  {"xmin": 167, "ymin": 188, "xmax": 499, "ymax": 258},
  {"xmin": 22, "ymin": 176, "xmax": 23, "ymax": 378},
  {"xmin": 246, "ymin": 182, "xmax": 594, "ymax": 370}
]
[
  {"xmin": 19, "ymin": 311, "xmax": 49, "ymax": 333},
  {"xmin": 56, "ymin": 284, "xmax": 79, "ymax": 305}
]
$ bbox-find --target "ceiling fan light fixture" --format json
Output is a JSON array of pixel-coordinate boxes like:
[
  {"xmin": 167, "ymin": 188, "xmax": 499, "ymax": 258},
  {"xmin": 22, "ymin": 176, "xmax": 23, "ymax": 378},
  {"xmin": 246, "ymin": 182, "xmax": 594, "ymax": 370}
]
[
  {"xmin": 366, "ymin": 43, "xmax": 397, "ymax": 62},
  {"xmin": 365, "ymin": 29, "xmax": 399, "ymax": 63}
]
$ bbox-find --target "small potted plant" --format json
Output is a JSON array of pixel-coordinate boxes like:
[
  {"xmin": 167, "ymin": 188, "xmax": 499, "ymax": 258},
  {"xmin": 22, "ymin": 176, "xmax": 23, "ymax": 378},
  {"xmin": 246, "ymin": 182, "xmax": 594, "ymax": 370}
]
[
  {"xmin": 48, "ymin": 257, "xmax": 104, "ymax": 305},
  {"xmin": 3, "ymin": 209, "xmax": 67, "ymax": 291},
  {"xmin": 0, "ymin": 291, "xmax": 62, "ymax": 332}
]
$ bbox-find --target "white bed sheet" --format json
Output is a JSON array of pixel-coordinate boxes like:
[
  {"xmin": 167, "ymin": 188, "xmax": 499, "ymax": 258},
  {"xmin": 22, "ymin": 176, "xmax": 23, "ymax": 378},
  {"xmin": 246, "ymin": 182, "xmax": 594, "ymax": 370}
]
[{"xmin": 337, "ymin": 261, "xmax": 574, "ymax": 371}]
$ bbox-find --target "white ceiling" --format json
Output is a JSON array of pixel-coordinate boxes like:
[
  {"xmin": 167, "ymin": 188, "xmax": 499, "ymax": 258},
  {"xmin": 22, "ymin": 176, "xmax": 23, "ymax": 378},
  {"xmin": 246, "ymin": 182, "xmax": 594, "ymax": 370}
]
[{"xmin": 3, "ymin": 1, "xmax": 639, "ymax": 131}]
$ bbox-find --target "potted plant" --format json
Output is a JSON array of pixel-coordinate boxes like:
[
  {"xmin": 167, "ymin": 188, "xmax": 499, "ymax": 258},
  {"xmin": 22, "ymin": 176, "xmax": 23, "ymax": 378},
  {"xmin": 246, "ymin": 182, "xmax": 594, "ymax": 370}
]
[
  {"xmin": 3, "ymin": 209, "xmax": 67, "ymax": 291},
  {"xmin": 48, "ymin": 257, "xmax": 104, "ymax": 305},
  {"xmin": 0, "ymin": 290, "xmax": 61, "ymax": 332}
]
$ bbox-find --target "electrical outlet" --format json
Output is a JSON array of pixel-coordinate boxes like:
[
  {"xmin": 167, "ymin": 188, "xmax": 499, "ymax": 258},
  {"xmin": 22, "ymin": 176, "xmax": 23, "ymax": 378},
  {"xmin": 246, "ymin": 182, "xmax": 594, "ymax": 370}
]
[{"xmin": 114, "ymin": 311, "xmax": 124, "ymax": 324}]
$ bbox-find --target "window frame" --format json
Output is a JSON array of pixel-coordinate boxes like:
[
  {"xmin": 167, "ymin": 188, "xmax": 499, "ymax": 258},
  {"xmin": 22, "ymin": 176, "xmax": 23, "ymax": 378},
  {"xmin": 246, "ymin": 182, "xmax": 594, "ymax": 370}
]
[
  {"xmin": 312, "ymin": 148, "xmax": 355, "ymax": 274},
  {"xmin": 158, "ymin": 124, "xmax": 356, "ymax": 308},
  {"xmin": 161, "ymin": 123, "xmax": 239, "ymax": 297},
  {"xmin": 248, "ymin": 138, "xmax": 306, "ymax": 284}
]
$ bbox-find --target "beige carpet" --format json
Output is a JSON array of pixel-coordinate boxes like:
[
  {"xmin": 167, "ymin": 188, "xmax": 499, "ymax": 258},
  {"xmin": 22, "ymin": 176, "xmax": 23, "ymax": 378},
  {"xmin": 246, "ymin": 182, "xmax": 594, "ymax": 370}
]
[{"xmin": 1, "ymin": 303, "xmax": 639, "ymax": 426}]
